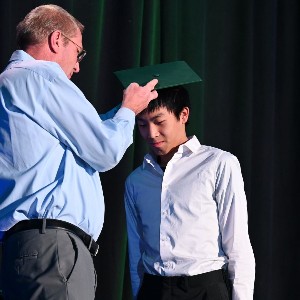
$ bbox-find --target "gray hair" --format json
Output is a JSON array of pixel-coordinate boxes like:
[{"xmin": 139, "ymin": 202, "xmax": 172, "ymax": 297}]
[{"xmin": 16, "ymin": 4, "xmax": 84, "ymax": 49}]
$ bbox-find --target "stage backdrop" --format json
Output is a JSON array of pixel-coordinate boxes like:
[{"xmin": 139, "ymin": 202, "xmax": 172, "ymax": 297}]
[{"xmin": 0, "ymin": 0, "xmax": 299, "ymax": 299}]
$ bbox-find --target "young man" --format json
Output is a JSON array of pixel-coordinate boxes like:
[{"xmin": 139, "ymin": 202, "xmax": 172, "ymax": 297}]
[
  {"xmin": 122, "ymin": 63, "xmax": 255, "ymax": 300},
  {"xmin": 0, "ymin": 4, "xmax": 158, "ymax": 299}
]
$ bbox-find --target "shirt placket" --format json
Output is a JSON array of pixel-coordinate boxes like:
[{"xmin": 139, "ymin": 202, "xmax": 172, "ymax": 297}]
[{"xmin": 159, "ymin": 161, "xmax": 176, "ymax": 275}]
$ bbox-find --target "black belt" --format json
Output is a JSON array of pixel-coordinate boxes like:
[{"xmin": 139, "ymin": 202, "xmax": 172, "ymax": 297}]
[
  {"xmin": 4, "ymin": 219, "xmax": 99, "ymax": 257},
  {"xmin": 143, "ymin": 269, "xmax": 225, "ymax": 288},
  {"xmin": 140, "ymin": 269, "xmax": 232, "ymax": 299}
]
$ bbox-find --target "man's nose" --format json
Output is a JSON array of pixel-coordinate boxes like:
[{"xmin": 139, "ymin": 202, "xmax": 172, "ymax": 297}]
[
  {"xmin": 74, "ymin": 61, "xmax": 80, "ymax": 73},
  {"xmin": 148, "ymin": 124, "xmax": 159, "ymax": 138}
]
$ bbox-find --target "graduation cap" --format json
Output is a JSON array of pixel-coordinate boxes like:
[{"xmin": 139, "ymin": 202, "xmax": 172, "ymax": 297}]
[{"xmin": 114, "ymin": 61, "xmax": 201, "ymax": 90}]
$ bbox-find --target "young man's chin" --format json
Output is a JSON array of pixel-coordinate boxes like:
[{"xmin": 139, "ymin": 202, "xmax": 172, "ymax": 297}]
[{"xmin": 150, "ymin": 145, "xmax": 163, "ymax": 153}]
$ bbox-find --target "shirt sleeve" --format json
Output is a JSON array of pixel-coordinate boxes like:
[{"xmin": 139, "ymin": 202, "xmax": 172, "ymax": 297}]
[
  {"xmin": 6, "ymin": 67, "xmax": 135, "ymax": 172},
  {"xmin": 99, "ymin": 103, "xmax": 122, "ymax": 120},
  {"xmin": 215, "ymin": 152, "xmax": 255, "ymax": 300},
  {"xmin": 124, "ymin": 175, "xmax": 145, "ymax": 299}
]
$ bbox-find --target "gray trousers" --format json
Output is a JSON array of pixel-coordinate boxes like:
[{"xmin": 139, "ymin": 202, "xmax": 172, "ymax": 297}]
[{"xmin": 1, "ymin": 228, "xmax": 97, "ymax": 300}]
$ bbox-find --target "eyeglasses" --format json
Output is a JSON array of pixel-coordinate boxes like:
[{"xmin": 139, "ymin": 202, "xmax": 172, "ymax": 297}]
[{"xmin": 61, "ymin": 32, "xmax": 87, "ymax": 63}]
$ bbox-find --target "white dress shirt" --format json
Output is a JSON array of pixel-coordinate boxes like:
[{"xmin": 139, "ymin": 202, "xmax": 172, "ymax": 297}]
[{"xmin": 124, "ymin": 136, "xmax": 255, "ymax": 300}]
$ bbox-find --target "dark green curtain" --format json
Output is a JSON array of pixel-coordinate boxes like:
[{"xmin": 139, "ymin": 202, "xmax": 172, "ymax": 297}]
[{"xmin": 0, "ymin": 0, "xmax": 299, "ymax": 299}]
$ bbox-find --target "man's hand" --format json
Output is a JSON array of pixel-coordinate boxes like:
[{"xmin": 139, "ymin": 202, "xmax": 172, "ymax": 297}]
[{"xmin": 121, "ymin": 79, "xmax": 158, "ymax": 115}]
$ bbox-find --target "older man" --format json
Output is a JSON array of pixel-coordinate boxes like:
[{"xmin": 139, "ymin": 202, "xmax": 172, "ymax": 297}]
[{"xmin": 0, "ymin": 4, "xmax": 157, "ymax": 299}]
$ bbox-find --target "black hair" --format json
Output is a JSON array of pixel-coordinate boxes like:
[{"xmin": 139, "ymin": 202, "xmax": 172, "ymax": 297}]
[{"xmin": 139, "ymin": 86, "xmax": 190, "ymax": 121}]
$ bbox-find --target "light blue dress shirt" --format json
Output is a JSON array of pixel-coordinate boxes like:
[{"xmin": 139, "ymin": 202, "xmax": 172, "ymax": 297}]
[
  {"xmin": 0, "ymin": 50, "xmax": 135, "ymax": 240},
  {"xmin": 124, "ymin": 136, "xmax": 255, "ymax": 300}
]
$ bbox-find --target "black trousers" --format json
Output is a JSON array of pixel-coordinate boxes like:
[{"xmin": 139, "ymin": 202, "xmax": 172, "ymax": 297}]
[{"xmin": 137, "ymin": 269, "xmax": 231, "ymax": 300}]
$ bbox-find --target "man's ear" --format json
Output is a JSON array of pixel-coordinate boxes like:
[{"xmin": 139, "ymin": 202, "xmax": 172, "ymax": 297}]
[
  {"xmin": 181, "ymin": 107, "xmax": 190, "ymax": 124},
  {"xmin": 48, "ymin": 30, "xmax": 63, "ymax": 54}
]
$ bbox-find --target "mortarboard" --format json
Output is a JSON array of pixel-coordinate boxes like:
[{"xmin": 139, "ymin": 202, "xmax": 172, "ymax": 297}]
[{"xmin": 114, "ymin": 61, "xmax": 201, "ymax": 90}]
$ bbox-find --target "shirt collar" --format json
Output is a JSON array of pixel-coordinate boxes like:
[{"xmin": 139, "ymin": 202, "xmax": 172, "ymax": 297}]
[
  {"xmin": 143, "ymin": 153, "xmax": 161, "ymax": 172},
  {"xmin": 9, "ymin": 50, "xmax": 34, "ymax": 63},
  {"xmin": 142, "ymin": 135, "xmax": 202, "ymax": 170},
  {"xmin": 5, "ymin": 50, "xmax": 34, "ymax": 70},
  {"xmin": 5, "ymin": 50, "xmax": 67, "ymax": 80},
  {"xmin": 177, "ymin": 135, "xmax": 201, "ymax": 154}
]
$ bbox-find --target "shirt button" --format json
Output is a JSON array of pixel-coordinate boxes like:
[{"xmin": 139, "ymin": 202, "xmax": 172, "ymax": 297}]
[
  {"xmin": 164, "ymin": 261, "xmax": 175, "ymax": 269},
  {"xmin": 161, "ymin": 235, "xmax": 168, "ymax": 242}
]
